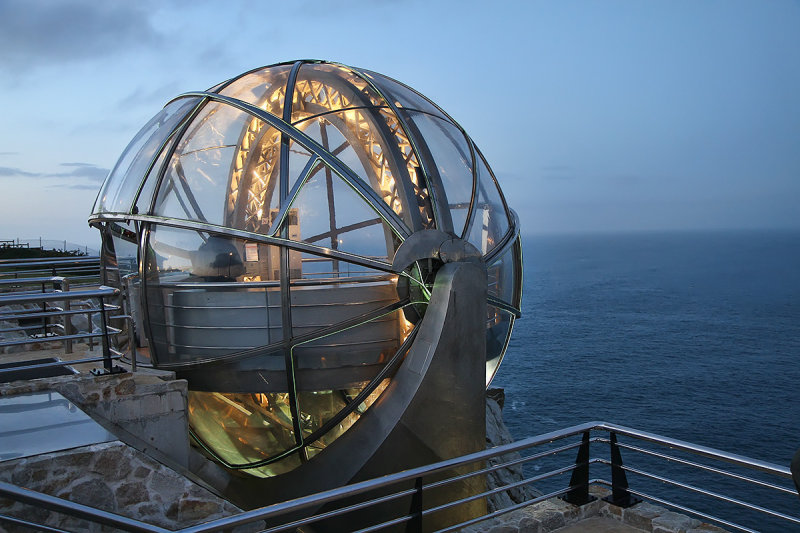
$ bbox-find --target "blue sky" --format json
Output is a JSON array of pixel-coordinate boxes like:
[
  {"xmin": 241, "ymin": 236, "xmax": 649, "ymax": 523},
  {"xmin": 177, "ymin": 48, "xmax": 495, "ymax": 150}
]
[{"xmin": 1, "ymin": 0, "xmax": 798, "ymax": 247}]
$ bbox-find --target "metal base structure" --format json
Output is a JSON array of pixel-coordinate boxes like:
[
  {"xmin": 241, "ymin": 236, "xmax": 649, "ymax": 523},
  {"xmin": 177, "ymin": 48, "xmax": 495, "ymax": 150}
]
[{"xmin": 191, "ymin": 260, "xmax": 488, "ymax": 531}]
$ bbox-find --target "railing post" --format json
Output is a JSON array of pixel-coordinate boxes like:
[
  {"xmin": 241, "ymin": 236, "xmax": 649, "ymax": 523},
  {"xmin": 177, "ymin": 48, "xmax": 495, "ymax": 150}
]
[
  {"xmin": 791, "ymin": 447, "xmax": 800, "ymax": 500},
  {"xmin": 602, "ymin": 432, "xmax": 641, "ymax": 508},
  {"xmin": 408, "ymin": 476, "xmax": 423, "ymax": 532},
  {"xmin": 90, "ymin": 290, "xmax": 124, "ymax": 376},
  {"xmin": 99, "ymin": 295, "xmax": 111, "ymax": 372},
  {"xmin": 87, "ymin": 311, "xmax": 95, "ymax": 351},
  {"xmin": 562, "ymin": 431, "xmax": 594, "ymax": 506},
  {"xmin": 61, "ymin": 278, "xmax": 72, "ymax": 354}
]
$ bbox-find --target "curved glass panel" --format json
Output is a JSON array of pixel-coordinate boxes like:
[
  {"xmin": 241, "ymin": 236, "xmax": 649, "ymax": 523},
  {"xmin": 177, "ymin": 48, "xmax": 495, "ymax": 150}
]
[
  {"xmin": 94, "ymin": 98, "xmax": 199, "ymax": 214},
  {"xmin": 227, "ymin": 124, "xmax": 310, "ymax": 235},
  {"xmin": 217, "ymin": 64, "xmax": 292, "ymax": 117},
  {"xmin": 133, "ymin": 139, "xmax": 171, "ymax": 215},
  {"xmin": 487, "ymin": 236, "xmax": 522, "ymax": 309},
  {"xmin": 486, "ymin": 306, "xmax": 513, "ymax": 386},
  {"xmin": 362, "ymin": 70, "xmax": 448, "ymax": 120},
  {"xmin": 281, "ymin": 165, "xmax": 396, "ymax": 262},
  {"xmin": 404, "ymin": 112, "xmax": 474, "ymax": 235},
  {"xmin": 466, "ymin": 151, "xmax": 511, "ymax": 255},
  {"xmin": 188, "ymin": 390, "xmax": 301, "ymax": 478},
  {"xmin": 107, "ymin": 221, "xmax": 138, "ymax": 280},
  {"xmin": 297, "ymin": 109, "xmax": 425, "ymax": 230},
  {"xmin": 290, "ymin": 63, "xmax": 385, "ymax": 123},
  {"xmin": 143, "ymin": 225, "xmax": 283, "ymax": 365},
  {"xmin": 153, "ymin": 103, "xmax": 276, "ymax": 227}
]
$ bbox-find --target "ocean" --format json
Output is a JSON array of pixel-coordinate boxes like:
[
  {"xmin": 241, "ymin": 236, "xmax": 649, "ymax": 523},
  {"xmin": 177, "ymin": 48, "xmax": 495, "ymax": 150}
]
[{"xmin": 491, "ymin": 229, "xmax": 800, "ymax": 531}]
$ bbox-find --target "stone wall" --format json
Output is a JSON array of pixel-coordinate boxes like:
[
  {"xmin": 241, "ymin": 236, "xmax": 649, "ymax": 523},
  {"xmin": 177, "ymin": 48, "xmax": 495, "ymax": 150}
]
[
  {"xmin": 0, "ymin": 441, "xmax": 243, "ymax": 532},
  {"xmin": 0, "ymin": 369, "xmax": 190, "ymax": 468},
  {"xmin": 0, "ymin": 376, "xmax": 536, "ymax": 530}
]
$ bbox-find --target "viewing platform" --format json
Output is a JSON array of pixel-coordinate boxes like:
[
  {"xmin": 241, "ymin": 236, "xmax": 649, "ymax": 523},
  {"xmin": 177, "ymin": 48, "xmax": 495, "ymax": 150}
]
[
  {"xmin": 1, "ymin": 259, "xmax": 798, "ymax": 531},
  {"xmin": 1, "ymin": 339, "xmax": 798, "ymax": 532}
]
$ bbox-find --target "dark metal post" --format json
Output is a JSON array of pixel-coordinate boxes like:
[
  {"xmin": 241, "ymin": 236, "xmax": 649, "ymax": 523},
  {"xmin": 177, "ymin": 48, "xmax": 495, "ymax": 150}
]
[
  {"xmin": 791, "ymin": 447, "xmax": 800, "ymax": 500},
  {"xmin": 99, "ymin": 295, "xmax": 111, "ymax": 372},
  {"xmin": 408, "ymin": 476, "xmax": 423, "ymax": 532},
  {"xmin": 603, "ymin": 432, "xmax": 641, "ymax": 508},
  {"xmin": 562, "ymin": 431, "xmax": 594, "ymax": 505},
  {"xmin": 62, "ymin": 278, "xmax": 72, "ymax": 354}
]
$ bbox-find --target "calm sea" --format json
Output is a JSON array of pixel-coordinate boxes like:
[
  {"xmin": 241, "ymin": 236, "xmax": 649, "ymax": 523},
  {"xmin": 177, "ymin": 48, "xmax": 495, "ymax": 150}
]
[{"xmin": 491, "ymin": 229, "xmax": 800, "ymax": 531}]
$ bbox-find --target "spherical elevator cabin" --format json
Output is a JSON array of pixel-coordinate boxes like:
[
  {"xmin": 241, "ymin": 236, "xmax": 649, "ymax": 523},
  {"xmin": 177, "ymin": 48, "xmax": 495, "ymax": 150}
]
[{"xmin": 89, "ymin": 60, "xmax": 523, "ymax": 483}]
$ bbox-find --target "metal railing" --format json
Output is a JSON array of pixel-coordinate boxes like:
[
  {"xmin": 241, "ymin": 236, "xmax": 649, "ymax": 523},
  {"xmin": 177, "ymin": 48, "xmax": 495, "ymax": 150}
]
[
  {"xmin": 0, "ymin": 421, "xmax": 797, "ymax": 532},
  {"xmin": 0, "ymin": 256, "xmax": 102, "ymax": 287},
  {"xmin": 0, "ymin": 286, "xmax": 126, "ymax": 375}
]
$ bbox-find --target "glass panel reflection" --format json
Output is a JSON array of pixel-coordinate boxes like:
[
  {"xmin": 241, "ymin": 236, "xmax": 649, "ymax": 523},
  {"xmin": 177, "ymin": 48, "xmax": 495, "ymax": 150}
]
[
  {"xmin": 486, "ymin": 306, "xmax": 513, "ymax": 386},
  {"xmin": 218, "ymin": 64, "xmax": 292, "ymax": 117},
  {"xmin": 189, "ymin": 390, "xmax": 301, "ymax": 478},
  {"xmin": 404, "ymin": 111, "xmax": 474, "ymax": 235},
  {"xmin": 487, "ymin": 237, "xmax": 521, "ymax": 308},
  {"xmin": 133, "ymin": 141, "xmax": 171, "ymax": 215},
  {"xmin": 144, "ymin": 226, "xmax": 283, "ymax": 364},
  {"xmin": 281, "ymin": 164, "xmax": 396, "ymax": 262},
  {"xmin": 95, "ymin": 98, "xmax": 199, "ymax": 214},
  {"xmin": 363, "ymin": 70, "xmax": 448, "ymax": 119},
  {"xmin": 297, "ymin": 109, "xmax": 429, "ymax": 230},
  {"xmin": 290, "ymin": 63, "xmax": 385, "ymax": 123},
  {"xmin": 154, "ymin": 103, "xmax": 276, "ymax": 227},
  {"xmin": 466, "ymin": 151, "xmax": 511, "ymax": 255}
]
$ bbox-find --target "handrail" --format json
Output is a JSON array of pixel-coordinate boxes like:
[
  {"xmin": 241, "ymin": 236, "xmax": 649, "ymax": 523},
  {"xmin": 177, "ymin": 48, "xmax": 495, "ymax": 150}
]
[
  {"xmin": 0, "ymin": 422, "xmax": 797, "ymax": 532},
  {"xmin": 0, "ymin": 276, "xmax": 67, "ymax": 287},
  {"xmin": 0, "ymin": 286, "xmax": 124, "ymax": 372},
  {"xmin": 0, "ymin": 256, "xmax": 99, "ymax": 267},
  {"xmin": 0, "ymin": 286, "xmax": 118, "ymax": 305},
  {"xmin": 0, "ymin": 256, "xmax": 102, "ymax": 288}
]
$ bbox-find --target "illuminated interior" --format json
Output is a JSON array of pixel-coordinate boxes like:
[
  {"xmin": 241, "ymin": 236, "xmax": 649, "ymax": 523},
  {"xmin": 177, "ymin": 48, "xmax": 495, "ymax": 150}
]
[{"xmin": 90, "ymin": 60, "xmax": 522, "ymax": 477}]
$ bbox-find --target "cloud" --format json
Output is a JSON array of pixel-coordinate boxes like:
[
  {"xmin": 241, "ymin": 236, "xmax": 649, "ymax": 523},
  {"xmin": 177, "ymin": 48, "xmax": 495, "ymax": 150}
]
[
  {"xmin": 48, "ymin": 183, "xmax": 103, "ymax": 191},
  {"xmin": 0, "ymin": 166, "xmax": 40, "ymax": 178},
  {"xmin": 117, "ymin": 81, "xmax": 182, "ymax": 111},
  {"xmin": 53, "ymin": 163, "xmax": 110, "ymax": 182},
  {"xmin": 0, "ymin": 163, "xmax": 109, "ymax": 184},
  {"xmin": 0, "ymin": 152, "xmax": 19, "ymax": 156},
  {"xmin": 0, "ymin": 1, "xmax": 162, "ymax": 71}
]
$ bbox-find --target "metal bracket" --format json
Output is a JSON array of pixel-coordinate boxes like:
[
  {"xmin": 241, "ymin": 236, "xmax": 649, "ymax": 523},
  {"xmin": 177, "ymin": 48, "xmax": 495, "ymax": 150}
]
[
  {"xmin": 602, "ymin": 432, "xmax": 642, "ymax": 508},
  {"xmin": 90, "ymin": 366, "xmax": 127, "ymax": 376},
  {"xmin": 561, "ymin": 431, "xmax": 596, "ymax": 506}
]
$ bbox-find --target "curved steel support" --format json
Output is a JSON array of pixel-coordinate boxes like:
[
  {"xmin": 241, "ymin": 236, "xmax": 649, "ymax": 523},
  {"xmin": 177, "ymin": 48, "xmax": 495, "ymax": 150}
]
[
  {"xmin": 392, "ymin": 229, "xmax": 482, "ymax": 273},
  {"xmin": 207, "ymin": 260, "xmax": 488, "ymax": 532}
]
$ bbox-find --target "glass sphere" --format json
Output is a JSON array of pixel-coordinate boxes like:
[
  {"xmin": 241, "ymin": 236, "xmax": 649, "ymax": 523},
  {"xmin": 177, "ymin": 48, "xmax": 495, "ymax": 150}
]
[{"xmin": 90, "ymin": 60, "xmax": 522, "ymax": 477}]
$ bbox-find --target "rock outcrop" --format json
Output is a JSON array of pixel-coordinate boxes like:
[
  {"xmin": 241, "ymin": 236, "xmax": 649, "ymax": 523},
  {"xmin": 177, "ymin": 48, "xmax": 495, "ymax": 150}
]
[{"xmin": 486, "ymin": 388, "xmax": 539, "ymax": 512}]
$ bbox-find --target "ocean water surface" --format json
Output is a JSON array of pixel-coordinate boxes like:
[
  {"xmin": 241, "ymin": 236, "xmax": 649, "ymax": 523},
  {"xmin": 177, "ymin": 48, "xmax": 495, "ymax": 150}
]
[{"xmin": 491, "ymin": 230, "xmax": 800, "ymax": 531}]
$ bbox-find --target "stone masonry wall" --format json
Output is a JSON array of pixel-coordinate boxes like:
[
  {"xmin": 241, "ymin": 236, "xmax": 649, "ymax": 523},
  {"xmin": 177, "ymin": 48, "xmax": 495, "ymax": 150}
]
[
  {"xmin": 0, "ymin": 370, "xmax": 190, "ymax": 468},
  {"xmin": 0, "ymin": 440, "xmax": 242, "ymax": 532}
]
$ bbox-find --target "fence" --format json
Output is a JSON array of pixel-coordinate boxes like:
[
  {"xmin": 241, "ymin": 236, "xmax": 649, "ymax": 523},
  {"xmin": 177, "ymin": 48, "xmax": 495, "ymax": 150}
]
[
  {"xmin": 0, "ymin": 256, "xmax": 102, "ymax": 288},
  {"xmin": 0, "ymin": 285, "xmax": 126, "ymax": 376},
  {"xmin": 0, "ymin": 421, "xmax": 797, "ymax": 532},
  {"xmin": 0, "ymin": 238, "xmax": 96, "ymax": 255}
]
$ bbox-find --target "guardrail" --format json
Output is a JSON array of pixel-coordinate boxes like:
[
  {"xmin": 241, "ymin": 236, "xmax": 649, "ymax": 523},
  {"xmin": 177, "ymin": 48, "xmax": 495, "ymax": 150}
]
[
  {"xmin": 0, "ymin": 256, "xmax": 102, "ymax": 287},
  {"xmin": 0, "ymin": 421, "xmax": 797, "ymax": 532},
  {"xmin": 0, "ymin": 275, "xmax": 69, "ymax": 294},
  {"xmin": 0, "ymin": 286, "xmax": 125, "ymax": 374}
]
